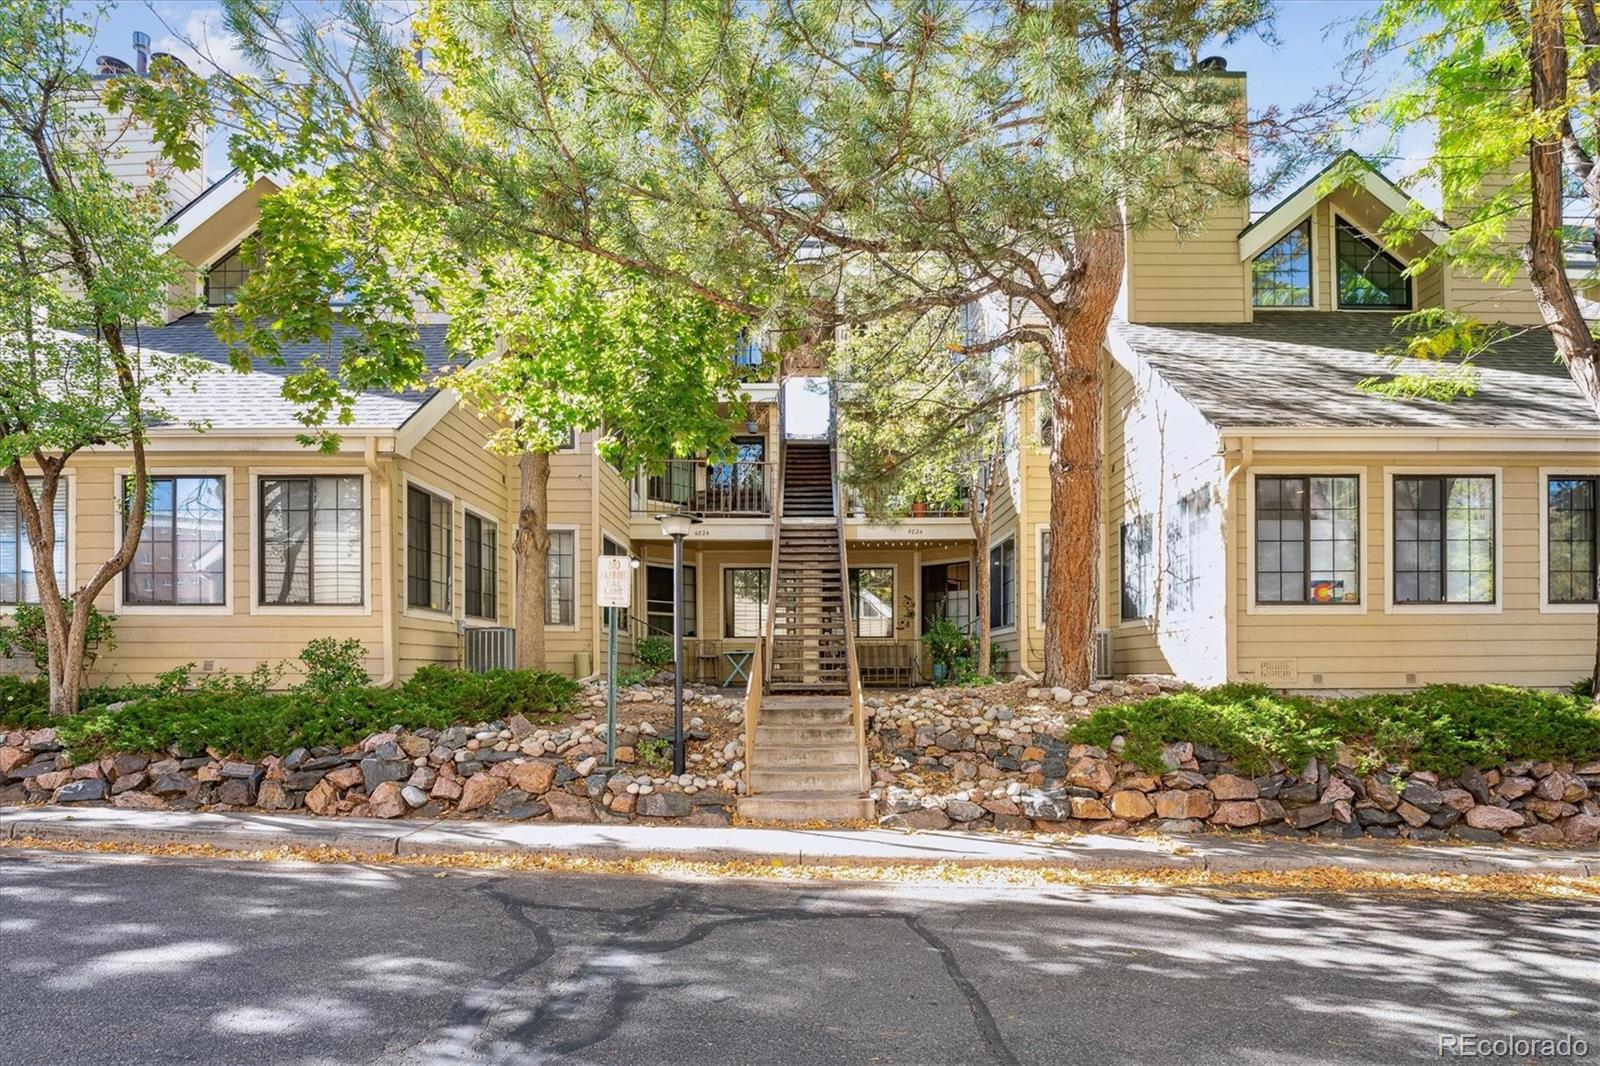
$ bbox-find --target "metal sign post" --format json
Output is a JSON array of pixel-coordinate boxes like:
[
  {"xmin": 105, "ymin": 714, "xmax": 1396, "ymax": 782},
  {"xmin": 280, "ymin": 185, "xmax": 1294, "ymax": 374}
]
[{"xmin": 597, "ymin": 555, "xmax": 633, "ymax": 768}]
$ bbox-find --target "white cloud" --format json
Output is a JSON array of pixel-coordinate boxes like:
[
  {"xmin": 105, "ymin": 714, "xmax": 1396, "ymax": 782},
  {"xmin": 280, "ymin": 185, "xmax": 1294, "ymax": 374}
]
[{"xmin": 149, "ymin": 3, "xmax": 254, "ymax": 77}]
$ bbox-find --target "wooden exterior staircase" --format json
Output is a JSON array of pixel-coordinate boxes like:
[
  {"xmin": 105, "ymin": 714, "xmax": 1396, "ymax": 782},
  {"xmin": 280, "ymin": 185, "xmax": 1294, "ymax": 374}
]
[{"xmin": 736, "ymin": 389, "xmax": 873, "ymax": 823}]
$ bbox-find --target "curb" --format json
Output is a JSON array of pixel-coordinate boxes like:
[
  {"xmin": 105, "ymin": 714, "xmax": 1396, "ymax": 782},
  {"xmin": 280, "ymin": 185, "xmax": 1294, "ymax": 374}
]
[{"xmin": 2, "ymin": 809, "xmax": 1596, "ymax": 879}]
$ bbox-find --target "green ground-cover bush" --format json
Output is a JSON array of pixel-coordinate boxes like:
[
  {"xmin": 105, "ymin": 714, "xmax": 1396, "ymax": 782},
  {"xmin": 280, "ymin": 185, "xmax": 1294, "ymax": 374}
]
[
  {"xmin": 1068, "ymin": 684, "xmax": 1600, "ymax": 777},
  {"xmin": 1, "ymin": 665, "xmax": 578, "ymax": 761}
]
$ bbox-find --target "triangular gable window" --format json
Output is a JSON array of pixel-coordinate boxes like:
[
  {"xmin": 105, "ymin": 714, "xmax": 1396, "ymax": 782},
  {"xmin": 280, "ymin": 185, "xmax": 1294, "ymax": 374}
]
[
  {"xmin": 204, "ymin": 241, "xmax": 256, "ymax": 307},
  {"xmin": 1336, "ymin": 220, "xmax": 1411, "ymax": 309},
  {"xmin": 1252, "ymin": 220, "xmax": 1312, "ymax": 307}
]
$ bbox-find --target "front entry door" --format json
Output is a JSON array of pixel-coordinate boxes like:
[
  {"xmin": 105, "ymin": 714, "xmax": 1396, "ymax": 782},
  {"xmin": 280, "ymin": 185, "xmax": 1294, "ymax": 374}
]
[{"xmin": 920, "ymin": 562, "xmax": 972, "ymax": 634}]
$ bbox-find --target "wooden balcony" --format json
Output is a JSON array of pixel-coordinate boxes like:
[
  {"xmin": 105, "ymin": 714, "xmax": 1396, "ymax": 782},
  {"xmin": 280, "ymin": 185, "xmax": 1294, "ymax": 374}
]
[{"xmin": 634, "ymin": 460, "xmax": 775, "ymax": 517}]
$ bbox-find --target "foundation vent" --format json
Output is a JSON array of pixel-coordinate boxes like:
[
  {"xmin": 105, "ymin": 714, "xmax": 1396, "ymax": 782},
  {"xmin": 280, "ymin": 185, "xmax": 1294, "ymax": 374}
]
[{"xmin": 1256, "ymin": 658, "xmax": 1298, "ymax": 683}]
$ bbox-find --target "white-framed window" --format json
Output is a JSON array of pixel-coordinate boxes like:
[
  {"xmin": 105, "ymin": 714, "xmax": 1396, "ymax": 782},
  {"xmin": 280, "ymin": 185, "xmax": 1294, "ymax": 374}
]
[
  {"xmin": 546, "ymin": 528, "xmax": 576, "ymax": 626},
  {"xmin": 1546, "ymin": 473, "xmax": 1598, "ymax": 608},
  {"xmin": 1393, "ymin": 474, "xmax": 1495, "ymax": 605},
  {"xmin": 849, "ymin": 566, "xmax": 895, "ymax": 637},
  {"xmin": 122, "ymin": 475, "xmax": 226, "ymax": 607},
  {"xmin": 258, "ymin": 475, "xmax": 363, "ymax": 607},
  {"xmin": 724, "ymin": 567, "xmax": 769, "ymax": 637},
  {"xmin": 406, "ymin": 485, "xmax": 452, "ymax": 613},
  {"xmin": 1120, "ymin": 515, "xmax": 1153, "ymax": 621},
  {"xmin": 1038, "ymin": 527, "xmax": 1051, "ymax": 625},
  {"xmin": 1252, "ymin": 219, "xmax": 1313, "ymax": 307},
  {"xmin": 647, "ymin": 563, "xmax": 696, "ymax": 637},
  {"xmin": 989, "ymin": 536, "xmax": 1015, "ymax": 630},
  {"xmin": 0, "ymin": 477, "xmax": 67, "ymax": 606},
  {"xmin": 1254, "ymin": 475, "xmax": 1361, "ymax": 605},
  {"xmin": 464, "ymin": 512, "xmax": 498, "ymax": 620}
]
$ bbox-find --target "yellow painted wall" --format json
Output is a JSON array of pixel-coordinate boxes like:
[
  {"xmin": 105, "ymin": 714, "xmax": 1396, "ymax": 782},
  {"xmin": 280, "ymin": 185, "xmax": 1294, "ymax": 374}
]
[
  {"xmin": 1231, "ymin": 449, "xmax": 1597, "ymax": 690},
  {"xmin": 393, "ymin": 403, "xmax": 514, "ymax": 674},
  {"xmin": 65, "ymin": 448, "xmax": 389, "ymax": 687}
]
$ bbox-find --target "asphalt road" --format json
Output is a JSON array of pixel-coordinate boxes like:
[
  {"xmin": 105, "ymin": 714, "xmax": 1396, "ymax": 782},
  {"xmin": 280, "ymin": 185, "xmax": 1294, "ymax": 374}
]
[{"xmin": 1, "ymin": 851, "xmax": 1595, "ymax": 1065}]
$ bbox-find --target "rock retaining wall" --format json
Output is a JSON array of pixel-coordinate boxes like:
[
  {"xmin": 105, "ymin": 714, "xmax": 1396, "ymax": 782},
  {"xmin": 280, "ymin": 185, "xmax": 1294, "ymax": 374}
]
[
  {"xmin": 0, "ymin": 683, "xmax": 749, "ymax": 827},
  {"xmin": 869, "ymin": 685, "xmax": 1600, "ymax": 846}
]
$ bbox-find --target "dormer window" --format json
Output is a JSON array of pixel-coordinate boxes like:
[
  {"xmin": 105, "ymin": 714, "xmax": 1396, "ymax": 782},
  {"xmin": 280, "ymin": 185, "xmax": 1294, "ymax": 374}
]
[
  {"xmin": 1252, "ymin": 220, "xmax": 1312, "ymax": 307},
  {"xmin": 1336, "ymin": 220, "xmax": 1411, "ymax": 309},
  {"xmin": 204, "ymin": 242, "xmax": 254, "ymax": 306}
]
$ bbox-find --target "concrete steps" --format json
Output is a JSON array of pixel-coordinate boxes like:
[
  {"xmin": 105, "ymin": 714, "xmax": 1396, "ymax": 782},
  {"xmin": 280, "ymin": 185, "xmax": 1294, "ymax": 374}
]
[
  {"xmin": 737, "ymin": 790, "xmax": 875, "ymax": 823},
  {"xmin": 740, "ymin": 693, "xmax": 873, "ymax": 823}
]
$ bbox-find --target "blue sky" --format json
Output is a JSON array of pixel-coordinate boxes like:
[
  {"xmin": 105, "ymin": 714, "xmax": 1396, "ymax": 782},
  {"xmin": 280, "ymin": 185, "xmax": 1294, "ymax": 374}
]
[{"xmin": 82, "ymin": 0, "xmax": 1428, "ymax": 211}]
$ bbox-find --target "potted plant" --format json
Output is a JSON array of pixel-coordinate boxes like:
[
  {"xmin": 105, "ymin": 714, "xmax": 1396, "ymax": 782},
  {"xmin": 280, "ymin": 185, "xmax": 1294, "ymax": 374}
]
[{"xmin": 921, "ymin": 615, "xmax": 972, "ymax": 686}]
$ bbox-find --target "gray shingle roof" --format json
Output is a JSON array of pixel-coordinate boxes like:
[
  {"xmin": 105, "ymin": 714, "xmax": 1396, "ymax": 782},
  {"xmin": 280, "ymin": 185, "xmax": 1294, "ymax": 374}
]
[
  {"xmin": 1111, "ymin": 312, "xmax": 1597, "ymax": 432},
  {"xmin": 128, "ymin": 314, "xmax": 456, "ymax": 431}
]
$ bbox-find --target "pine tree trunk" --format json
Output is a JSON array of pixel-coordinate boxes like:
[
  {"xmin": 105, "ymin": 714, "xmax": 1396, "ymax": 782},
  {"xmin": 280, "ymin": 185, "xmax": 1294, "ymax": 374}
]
[
  {"xmin": 1524, "ymin": 0, "xmax": 1600, "ymax": 419},
  {"xmin": 514, "ymin": 450, "xmax": 552, "ymax": 670},
  {"xmin": 1040, "ymin": 232, "xmax": 1122, "ymax": 690}
]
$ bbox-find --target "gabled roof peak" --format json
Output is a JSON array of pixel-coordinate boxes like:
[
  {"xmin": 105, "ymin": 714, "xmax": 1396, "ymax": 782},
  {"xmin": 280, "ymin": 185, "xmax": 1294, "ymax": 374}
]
[{"xmin": 1239, "ymin": 151, "xmax": 1448, "ymax": 262}]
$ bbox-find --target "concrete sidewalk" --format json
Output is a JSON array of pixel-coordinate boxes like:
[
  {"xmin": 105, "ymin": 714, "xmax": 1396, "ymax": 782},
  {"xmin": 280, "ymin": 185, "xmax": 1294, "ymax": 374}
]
[{"xmin": 3, "ymin": 806, "xmax": 1597, "ymax": 878}]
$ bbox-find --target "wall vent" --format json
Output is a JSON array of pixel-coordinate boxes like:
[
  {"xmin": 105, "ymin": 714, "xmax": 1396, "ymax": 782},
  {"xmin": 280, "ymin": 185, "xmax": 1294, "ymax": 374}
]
[
  {"xmin": 465, "ymin": 627, "xmax": 516, "ymax": 673},
  {"xmin": 1257, "ymin": 658, "xmax": 1298, "ymax": 683}
]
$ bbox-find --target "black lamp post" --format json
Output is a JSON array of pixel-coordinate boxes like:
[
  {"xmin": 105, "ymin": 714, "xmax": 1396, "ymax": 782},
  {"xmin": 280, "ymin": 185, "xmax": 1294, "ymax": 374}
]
[{"xmin": 655, "ymin": 507, "xmax": 701, "ymax": 775}]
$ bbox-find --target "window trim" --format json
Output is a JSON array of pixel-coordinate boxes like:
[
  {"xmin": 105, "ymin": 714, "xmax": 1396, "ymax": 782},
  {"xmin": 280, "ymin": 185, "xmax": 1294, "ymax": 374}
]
[
  {"xmin": 1250, "ymin": 215, "xmax": 1317, "ymax": 310},
  {"xmin": 1245, "ymin": 468, "xmax": 1368, "ymax": 616},
  {"xmin": 462, "ymin": 505, "xmax": 500, "ymax": 623},
  {"xmin": 1034, "ymin": 523, "xmax": 1051, "ymax": 629},
  {"xmin": 988, "ymin": 535, "xmax": 1016, "ymax": 634},
  {"xmin": 720, "ymin": 563, "xmax": 771, "ymax": 639},
  {"xmin": 1333, "ymin": 212, "xmax": 1413, "ymax": 312},
  {"xmin": 248, "ymin": 469, "xmax": 371, "ymax": 617},
  {"xmin": 847, "ymin": 564, "xmax": 897, "ymax": 640},
  {"xmin": 544, "ymin": 524, "xmax": 580, "ymax": 632},
  {"xmin": 1382, "ymin": 467, "xmax": 1502, "ymax": 615},
  {"xmin": 402, "ymin": 477, "xmax": 455, "ymax": 619},
  {"xmin": 1539, "ymin": 466, "xmax": 1600, "ymax": 614},
  {"xmin": 0, "ymin": 471, "xmax": 75, "ymax": 615},
  {"xmin": 113, "ymin": 467, "xmax": 232, "ymax": 616},
  {"xmin": 646, "ymin": 562, "xmax": 698, "ymax": 638}
]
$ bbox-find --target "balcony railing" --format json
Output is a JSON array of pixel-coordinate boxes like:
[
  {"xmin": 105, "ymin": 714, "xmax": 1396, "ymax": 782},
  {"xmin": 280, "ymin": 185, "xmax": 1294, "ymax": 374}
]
[
  {"xmin": 635, "ymin": 459, "xmax": 774, "ymax": 517},
  {"xmin": 844, "ymin": 485, "xmax": 972, "ymax": 519}
]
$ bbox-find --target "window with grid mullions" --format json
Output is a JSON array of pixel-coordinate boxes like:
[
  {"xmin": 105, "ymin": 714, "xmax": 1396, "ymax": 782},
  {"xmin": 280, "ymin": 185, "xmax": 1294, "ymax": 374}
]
[
  {"xmin": 1336, "ymin": 220, "xmax": 1411, "ymax": 309},
  {"xmin": 1393, "ymin": 475, "xmax": 1495, "ymax": 604},
  {"xmin": 1547, "ymin": 476, "xmax": 1598, "ymax": 604},
  {"xmin": 464, "ymin": 513, "xmax": 497, "ymax": 619},
  {"xmin": 1255, "ymin": 476, "xmax": 1360, "ymax": 605},
  {"xmin": 259, "ymin": 476, "xmax": 364, "ymax": 606},
  {"xmin": 406, "ymin": 486, "xmax": 452, "ymax": 612}
]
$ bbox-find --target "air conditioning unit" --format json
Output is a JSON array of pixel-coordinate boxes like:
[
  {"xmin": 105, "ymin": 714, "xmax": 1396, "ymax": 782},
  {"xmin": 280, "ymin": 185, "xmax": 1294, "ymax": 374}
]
[
  {"xmin": 1092, "ymin": 628, "xmax": 1114, "ymax": 680},
  {"xmin": 464, "ymin": 627, "xmax": 516, "ymax": 673}
]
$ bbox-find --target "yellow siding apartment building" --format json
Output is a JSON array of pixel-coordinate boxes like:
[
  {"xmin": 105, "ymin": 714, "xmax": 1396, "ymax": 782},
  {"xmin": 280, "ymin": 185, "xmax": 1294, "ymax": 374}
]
[{"xmin": 19, "ymin": 63, "xmax": 1597, "ymax": 694}]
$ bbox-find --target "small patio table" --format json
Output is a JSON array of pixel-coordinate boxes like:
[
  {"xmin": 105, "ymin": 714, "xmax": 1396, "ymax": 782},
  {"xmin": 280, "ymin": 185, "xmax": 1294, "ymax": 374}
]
[{"xmin": 722, "ymin": 649, "xmax": 753, "ymax": 688}]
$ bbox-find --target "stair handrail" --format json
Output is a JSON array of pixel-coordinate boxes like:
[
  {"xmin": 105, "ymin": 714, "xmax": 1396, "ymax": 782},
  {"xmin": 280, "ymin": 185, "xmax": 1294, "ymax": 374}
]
[
  {"xmin": 761, "ymin": 382, "xmax": 785, "ymax": 689},
  {"xmin": 742, "ymin": 635, "xmax": 762, "ymax": 796},
  {"xmin": 829, "ymin": 387, "xmax": 869, "ymax": 794}
]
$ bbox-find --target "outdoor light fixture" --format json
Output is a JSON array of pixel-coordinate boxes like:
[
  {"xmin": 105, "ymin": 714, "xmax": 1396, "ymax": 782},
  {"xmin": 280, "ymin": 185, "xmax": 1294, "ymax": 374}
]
[{"xmin": 655, "ymin": 508, "xmax": 701, "ymax": 774}]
